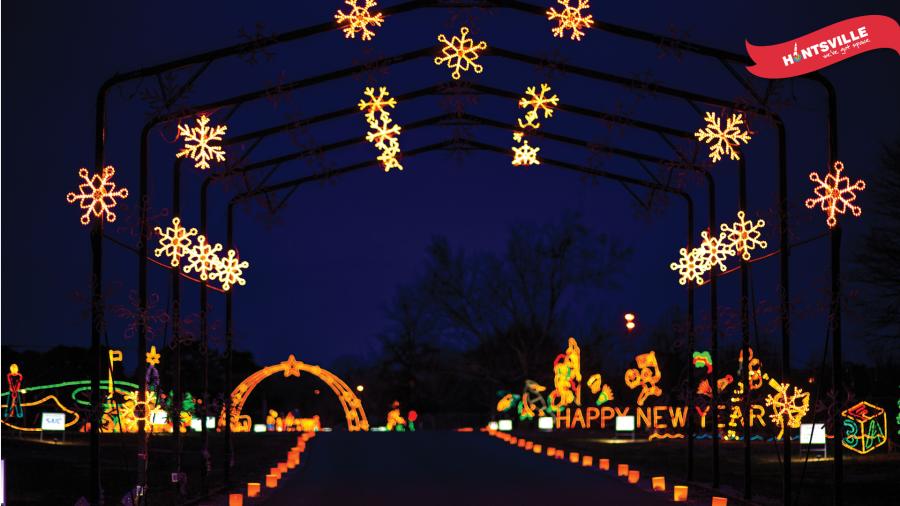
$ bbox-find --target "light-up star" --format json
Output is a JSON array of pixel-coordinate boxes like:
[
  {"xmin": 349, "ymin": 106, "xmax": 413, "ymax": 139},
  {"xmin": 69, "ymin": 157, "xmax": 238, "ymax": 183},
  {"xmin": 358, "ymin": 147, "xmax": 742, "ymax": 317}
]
[
  {"xmin": 335, "ymin": 0, "xmax": 384, "ymax": 41},
  {"xmin": 176, "ymin": 114, "xmax": 228, "ymax": 170},
  {"xmin": 359, "ymin": 87, "xmax": 403, "ymax": 172},
  {"xmin": 697, "ymin": 229, "xmax": 734, "ymax": 273},
  {"xmin": 518, "ymin": 83, "xmax": 559, "ymax": 129},
  {"xmin": 765, "ymin": 378, "xmax": 810, "ymax": 440},
  {"xmin": 546, "ymin": 0, "xmax": 595, "ymax": 41},
  {"xmin": 66, "ymin": 166, "xmax": 129, "ymax": 225},
  {"xmin": 182, "ymin": 235, "xmax": 223, "ymax": 281},
  {"xmin": 283, "ymin": 354, "xmax": 303, "ymax": 377},
  {"xmin": 805, "ymin": 160, "xmax": 866, "ymax": 228},
  {"xmin": 434, "ymin": 26, "xmax": 487, "ymax": 80},
  {"xmin": 721, "ymin": 210, "xmax": 767, "ymax": 261},
  {"xmin": 512, "ymin": 140, "xmax": 541, "ymax": 166},
  {"xmin": 146, "ymin": 346, "xmax": 161, "ymax": 367},
  {"xmin": 669, "ymin": 246, "xmax": 705, "ymax": 286},
  {"xmin": 154, "ymin": 217, "xmax": 198, "ymax": 268},
  {"xmin": 210, "ymin": 249, "xmax": 249, "ymax": 291},
  {"xmin": 694, "ymin": 111, "xmax": 752, "ymax": 163}
]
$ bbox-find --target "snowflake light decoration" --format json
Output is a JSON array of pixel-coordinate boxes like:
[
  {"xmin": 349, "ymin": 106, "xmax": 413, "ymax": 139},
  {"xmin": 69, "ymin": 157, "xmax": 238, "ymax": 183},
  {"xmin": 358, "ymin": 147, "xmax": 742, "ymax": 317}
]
[
  {"xmin": 153, "ymin": 217, "xmax": 197, "ymax": 267},
  {"xmin": 546, "ymin": 0, "xmax": 594, "ymax": 41},
  {"xmin": 176, "ymin": 114, "xmax": 228, "ymax": 170},
  {"xmin": 694, "ymin": 111, "xmax": 752, "ymax": 163},
  {"xmin": 697, "ymin": 229, "xmax": 734, "ymax": 273},
  {"xmin": 210, "ymin": 249, "xmax": 249, "ymax": 291},
  {"xmin": 721, "ymin": 210, "xmax": 767, "ymax": 261},
  {"xmin": 669, "ymin": 246, "xmax": 705, "ymax": 286},
  {"xmin": 512, "ymin": 139, "xmax": 541, "ymax": 166},
  {"xmin": 182, "ymin": 235, "xmax": 223, "ymax": 281},
  {"xmin": 518, "ymin": 83, "xmax": 559, "ymax": 129},
  {"xmin": 335, "ymin": 0, "xmax": 384, "ymax": 41},
  {"xmin": 359, "ymin": 87, "xmax": 403, "ymax": 172},
  {"xmin": 765, "ymin": 378, "xmax": 810, "ymax": 439},
  {"xmin": 434, "ymin": 26, "xmax": 487, "ymax": 80},
  {"xmin": 66, "ymin": 166, "xmax": 129, "ymax": 225},
  {"xmin": 805, "ymin": 161, "xmax": 866, "ymax": 228},
  {"xmin": 146, "ymin": 345, "xmax": 161, "ymax": 367}
]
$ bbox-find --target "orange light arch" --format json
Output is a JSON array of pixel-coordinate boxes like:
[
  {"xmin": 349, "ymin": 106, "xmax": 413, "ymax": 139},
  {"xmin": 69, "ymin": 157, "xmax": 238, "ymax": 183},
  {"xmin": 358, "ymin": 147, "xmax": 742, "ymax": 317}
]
[{"xmin": 223, "ymin": 354, "xmax": 369, "ymax": 432}]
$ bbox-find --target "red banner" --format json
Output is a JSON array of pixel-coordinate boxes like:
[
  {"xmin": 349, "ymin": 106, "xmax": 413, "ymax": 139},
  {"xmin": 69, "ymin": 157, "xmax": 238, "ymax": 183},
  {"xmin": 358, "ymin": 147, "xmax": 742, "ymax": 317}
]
[{"xmin": 745, "ymin": 15, "xmax": 900, "ymax": 78}]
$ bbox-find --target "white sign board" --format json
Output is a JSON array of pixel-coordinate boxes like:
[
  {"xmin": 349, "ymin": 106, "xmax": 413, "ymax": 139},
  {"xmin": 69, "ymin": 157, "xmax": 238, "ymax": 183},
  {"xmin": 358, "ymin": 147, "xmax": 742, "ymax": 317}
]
[
  {"xmin": 205, "ymin": 416, "xmax": 216, "ymax": 429},
  {"xmin": 537, "ymin": 416, "xmax": 554, "ymax": 431},
  {"xmin": 498, "ymin": 419, "xmax": 513, "ymax": 431},
  {"xmin": 800, "ymin": 423, "xmax": 826, "ymax": 445},
  {"xmin": 41, "ymin": 412, "xmax": 66, "ymax": 431},
  {"xmin": 615, "ymin": 415, "xmax": 635, "ymax": 432},
  {"xmin": 150, "ymin": 410, "xmax": 168, "ymax": 425},
  {"xmin": 190, "ymin": 419, "xmax": 202, "ymax": 432},
  {"xmin": 253, "ymin": 423, "xmax": 267, "ymax": 433}
]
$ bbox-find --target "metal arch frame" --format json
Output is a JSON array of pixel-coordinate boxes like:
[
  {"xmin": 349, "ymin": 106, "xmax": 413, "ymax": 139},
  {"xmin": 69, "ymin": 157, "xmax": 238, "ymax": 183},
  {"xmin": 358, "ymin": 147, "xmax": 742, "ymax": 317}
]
[{"xmin": 84, "ymin": 3, "xmax": 844, "ymax": 504}]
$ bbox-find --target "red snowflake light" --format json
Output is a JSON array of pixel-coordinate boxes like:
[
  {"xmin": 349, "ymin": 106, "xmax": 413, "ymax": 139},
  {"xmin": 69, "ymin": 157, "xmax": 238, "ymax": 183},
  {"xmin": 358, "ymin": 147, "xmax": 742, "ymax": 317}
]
[
  {"xmin": 805, "ymin": 161, "xmax": 866, "ymax": 228},
  {"xmin": 66, "ymin": 166, "xmax": 129, "ymax": 225}
]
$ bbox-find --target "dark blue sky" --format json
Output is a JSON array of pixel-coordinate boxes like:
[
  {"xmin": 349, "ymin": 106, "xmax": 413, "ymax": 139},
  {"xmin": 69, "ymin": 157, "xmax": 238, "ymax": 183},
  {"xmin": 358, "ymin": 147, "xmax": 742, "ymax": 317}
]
[{"xmin": 3, "ymin": 1, "xmax": 899, "ymax": 372}]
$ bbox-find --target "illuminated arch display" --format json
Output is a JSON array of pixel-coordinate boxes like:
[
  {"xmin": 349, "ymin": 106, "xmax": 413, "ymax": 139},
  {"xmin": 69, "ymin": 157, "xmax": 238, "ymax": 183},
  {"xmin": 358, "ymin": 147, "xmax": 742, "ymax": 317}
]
[{"xmin": 225, "ymin": 354, "xmax": 369, "ymax": 432}]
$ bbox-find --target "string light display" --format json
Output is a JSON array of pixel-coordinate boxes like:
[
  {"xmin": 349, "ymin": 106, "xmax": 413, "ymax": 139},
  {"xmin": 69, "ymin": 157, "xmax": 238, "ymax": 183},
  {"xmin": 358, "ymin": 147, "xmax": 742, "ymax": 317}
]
[
  {"xmin": 721, "ymin": 210, "xmax": 767, "ymax": 261},
  {"xmin": 154, "ymin": 217, "xmax": 197, "ymax": 268},
  {"xmin": 805, "ymin": 161, "xmax": 866, "ymax": 228},
  {"xmin": 518, "ymin": 83, "xmax": 559, "ymax": 128},
  {"xmin": 359, "ymin": 86, "xmax": 403, "ymax": 172},
  {"xmin": 146, "ymin": 345, "xmax": 161, "ymax": 367},
  {"xmin": 0, "ymin": 394, "xmax": 80, "ymax": 432},
  {"xmin": 694, "ymin": 111, "xmax": 752, "ymax": 163},
  {"xmin": 334, "ymin": 0, "xmax": 384, "ymax": 41},
  {"xmin": 546, "ymin": 0, "xmax": 594, "ymax": 41},
  {"xmin": 692, "ymin": 351, "xmax": 712, "ymax": 374},
  {"xmin": 512, "ymin": 140, "xmax": 541, "ymax": 166},
  {"xmin": 624, "ymin": 351, "xmax": 663, "ymax": 406},
  {"xmin": 183, "ymin": 235, "xmax": 224, "ymax": 281},
  {"xmin": 764, "ymin": 378, "xmax": 810, "ymax": 439},
  {"xmin": 210, "ymin": 249, "xmax": 249, "ymax": 291},
  {"xmin": 669, "ymin": 247, "xmax": 706, "ymax": 286},
  {"xmin": 176, "ymin": 114, "xmax": 228, "ymax": 170},
  {"xmin": 66, "ymin": 166, "xmax": 129, "ymax": 225},
  {"xmin": 434, "ymin": 26, "xmax": 487, "ymax": 80},
  {"xmin": 586, "ymin": 374, "xmax": 614, "ymax": 406},
  {"xmin": 5, "ymin": 364, "xmax": 24, "ymax": 418},
  {"xmin": 549, "ymin": 338, "xmax": 582, "ymax": 410},
  {"xmin": 842, "ymin": 401, "xmax": 887, "ymax": 455},
  {"xmin": 697, "ymin": 230, "xmax": 733, "ymax": 273}
]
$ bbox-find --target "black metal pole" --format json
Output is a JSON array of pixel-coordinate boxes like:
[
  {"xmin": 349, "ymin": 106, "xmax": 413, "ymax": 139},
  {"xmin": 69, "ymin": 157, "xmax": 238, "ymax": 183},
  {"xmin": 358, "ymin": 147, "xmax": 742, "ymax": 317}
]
[
  {"xmin": 90, "ymin": 219, "xmax": 103, "ymax": 506},
  {"xmin": 137, "ymin": 126, "xmax": 151, "ymax": 500},
  {"xmin": 707, "ymin": 173, "xmax": 720, "ymax": 489},
  {"xmin": 224, "ymin": 203, "xmax": 235, "ymax": 486},
  {"xmin": 687, "ymin": 216, "xmax": 696, "ymax": 482},
  {"xmin": 199, "ymin": 178, "xmax": 211, "ymax": 496},
  {"xmin": 831, "ymin": 225, "xmax": 842, "ymax": 506},
  {"xmin": 739, "ymin": 156, "xmax": 751, "ymax": 500},
  {"xmin": 776, "ymin": 118, "xmax": 792, "ymax": 506},
  {"xmin": 172, "ymin": 162, "xmax": 183, "ymax": 501}
]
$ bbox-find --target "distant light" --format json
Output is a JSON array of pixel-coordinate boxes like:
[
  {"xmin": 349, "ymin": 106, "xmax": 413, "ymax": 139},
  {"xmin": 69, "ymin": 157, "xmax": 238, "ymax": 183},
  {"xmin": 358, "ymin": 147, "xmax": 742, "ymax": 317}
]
[
  {"xmin": 488, "ymin": 421, "xmax": 499, "ymax": 431},
  {"xmin": 537, "ymin": 416, "xmax": 554, "ymax": 431},
  {"xmin": 624, "ymin": 313, "xmax": 636, "ymax": 332},
  {"xmin": 206, "ymin": 416, "xmax": 215, "ymax": 429},
  {"xmin": 615, "ymin": 415, "xmax": 635, "ymax": 432},
  {"xmin": 320, "ymin": 427, "xmax": 333, "ymax": 432},
  {"xmin": 253, "ymin": 424, "xmax": 267, "ymax": 433},
  {"xmin": 498, "ymin": 419, "xmax": 513, "ymax": 431},
  {"xmin": 356, "ymin": 385, "xmax": 364, "ymax": 392}
]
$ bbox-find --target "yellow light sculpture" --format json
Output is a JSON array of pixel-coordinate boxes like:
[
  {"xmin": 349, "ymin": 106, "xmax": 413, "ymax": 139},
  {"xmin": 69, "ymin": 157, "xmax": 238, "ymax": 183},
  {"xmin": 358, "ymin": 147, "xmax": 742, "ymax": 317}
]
[
  {"xmin": 154, "ymin": 217, "xmax": 197, "ymax": 267},
  {"xmin": 697, "ymin": 230, "xmax": 733, "ymax": 274},
  {"xmin": 624, "ymin": 351, "xmax": 662, "ymax": 406},
  {"xmin": 518, "ymin": 83, "xmax": 559, "ymax": 129},
  {"xmin": 721, "ymin": 211, "xmax": 767, "ymax": 261},
  {"xmin": 0, "ymin": 394, "xmax": 80, "ymax": 432},
  {"xmin": 669, "ymin": 247, "xmax": 705, "ymax": 286},
  {"xmin": 335, "ymin": 0, "xmax": 384, "ymax": 41},
  {"xmin": 107, "ymin": 349, "xmax": 123, "ymax": 399},
  {"xmin": 210, "ymin": 249, "xmax": 249, "ymax": 291},
  {"xmin": 177, "ymin": 115, "xmax": 227, "ymax": 169},
  {"xmin": 546, "ymin": 0, "xmax": 594, "ymax": 41},
  {"xmin": 549, "ymin": 337, "xmax": 582, "ymax": 410},
  {"xmin": 183, "ymin": 235, "xmax": 224, "ymax": 280},
  {"xmin": 66, "ymin": 166, "xmax": 129, "ymax": 225},
  {"xmin": 842, "ymin": 401, "xmax": 887, "ymax": 454},
  {"xmin": 359, "ymin": 86, "xmax": 403, "ymax": 172},
  {"xmin": 224, "ymin": 354, "xmax": 369, "ymax": 432},
  {"xmin": 146, "ymin": 345, "xmax": 161, "ymax": 367},
  {"xmin": 764, "ymin": 378, "xmax": 810, "ymax": 439},
  {"xmin": 512, "ymin": 139, "xmax": 541, "ymax": 166},
  {"xmin": 434, "ymin": 26, "xmax": 487, "ymax": 80},
  {"xmin": 805, "ymin": 161, "xmax": 866, "ymax": 228},
  {"xmin": 694, "ymin": 111, "xmax": 752, "ymax": 163},
  {"xmin": 586, "ymin": 373, "xmax": 614, "ymax": 406}
]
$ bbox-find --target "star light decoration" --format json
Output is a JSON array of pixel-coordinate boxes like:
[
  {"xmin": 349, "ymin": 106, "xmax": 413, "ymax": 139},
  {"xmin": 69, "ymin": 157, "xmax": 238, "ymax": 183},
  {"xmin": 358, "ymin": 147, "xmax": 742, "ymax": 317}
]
[
  {"xmin": 182, "ymin": 235, "xmax": 224, "ymax": 281},
  {"xmin": 694, "ymin": 111, "xmax": 752, "ymax": 163},
  {"xmin": 176, "ymin": 114, "xmax": 228, "ymax": 170},
  {"xmin": 512, "ymin": 139, "xmax": 541, "ymax": 166},
  {"xmin": 697, "ymin": 229, "xmax": 734, "ymax": 273},
  {"xmin": 669, "ymin": 247, "xmax": 706, "ymax": 286},
  {"xmin": 805, "ymin": 161, "xmax": 866, "ymax": 228},
  {"xmin": 765, "ymin": 378, "xmax": 810, "ymax": 439},
  {"xmin": 359, "ymin": 86, "xmax": 403, "ymax": 172},
  {"xmin": 210, "ymin": 249, "xmax": 249, "ymax": 291},
  {"xmin": 546, "ymin": 0, "xmax": 594, "ymax": 41},
  {"xmin": 511, "ymin": 83, "xmax": 559, "ymax": 166},
  {"xmin": 335, "ymin": 0, "xmax": 384, "ymax": 41},
  {"xmin": 66, "ymin": 166, "xmax": 129, "ymax": 225},
  {"xmin": 154, "ymin": 217, "xmax": 198, "ymax": 267},
  {"xmin": 434, "ymin": 26, "xmax": 487, "ymax": 80},
  {"xmin": 146, "ymin": 345, "xmax": 161, "ymax": 367},
  {"xmin": 721, "ymin": 210, "xmax": 767, "ymax": 261}
]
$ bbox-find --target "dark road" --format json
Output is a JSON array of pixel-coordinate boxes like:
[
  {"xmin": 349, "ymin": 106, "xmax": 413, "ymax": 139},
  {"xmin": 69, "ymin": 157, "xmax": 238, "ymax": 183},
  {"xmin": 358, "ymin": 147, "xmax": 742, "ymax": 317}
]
[{"xmin": 250, "ymin": 432, "xmax": 678, "ymax": 505}]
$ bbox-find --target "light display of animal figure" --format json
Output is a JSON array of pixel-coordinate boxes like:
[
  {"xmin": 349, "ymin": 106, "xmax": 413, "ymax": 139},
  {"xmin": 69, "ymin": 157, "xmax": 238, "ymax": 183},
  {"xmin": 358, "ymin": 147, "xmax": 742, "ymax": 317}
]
[
  {"xmin": 518, "ymin": 380, "xmax": 548, "ymax": 419},
  {"xmin": 624, "ymin": 351, "xmax": 662, "ymax": 406},
  {"xmin": 549, "ymin": 337, "xmax": 582, "ymax": 411},
  {"xmin": 386, "ymin": 400, "xmax": 408, "ymax": 431},
  {"xmin": 586, "ymin": 374, "xmax": 614, "ymax": 406}
]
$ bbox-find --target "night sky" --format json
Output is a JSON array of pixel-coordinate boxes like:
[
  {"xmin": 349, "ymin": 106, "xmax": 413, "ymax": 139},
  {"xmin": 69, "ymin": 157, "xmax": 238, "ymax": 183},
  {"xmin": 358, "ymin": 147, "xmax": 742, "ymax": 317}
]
[{"xmin": 4, "ymin": 1, "xmax": 899, "ymax": 373}]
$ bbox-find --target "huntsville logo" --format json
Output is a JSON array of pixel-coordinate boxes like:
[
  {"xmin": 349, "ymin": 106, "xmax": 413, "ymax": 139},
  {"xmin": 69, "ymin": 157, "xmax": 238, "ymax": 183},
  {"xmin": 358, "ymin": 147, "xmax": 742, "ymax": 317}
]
[{"xmin": 783, "ymin": 25, "xmax": 869, "ymax": 66}]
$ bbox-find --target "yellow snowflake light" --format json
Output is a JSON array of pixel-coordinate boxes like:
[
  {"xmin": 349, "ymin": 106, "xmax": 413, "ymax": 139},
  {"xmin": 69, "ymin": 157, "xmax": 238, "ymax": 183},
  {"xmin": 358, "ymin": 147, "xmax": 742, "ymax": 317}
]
[
  {"xmin": 146, "ymin": 345, "xmax": 161, "ymax": 367},
  {"xmin": 434, "ymin": 26, "xmax": 487, "ymax": 80},
  {"xmin": 176, "ymin": 114, "xmax": 227, "ymax": 170},
  {"xmin": 694, "ymin": 111, "xmax": 752, "ymax": 163},
  {"xmin": 182, "ymin": 235, "xmax": 223, "ymax": 281},
  {"xmin": 359, "ymin": 87, "xmax": 403, "ymax": 172},
  {"xmin": 805, "ymin": 161, "xmax": 866, "ymax": 228},
  {"xmin": 154, "ymin": 217, "xmax": 198, "ymax": 267},
  {"xmin": 546, "ymin": 0, "xmax": 595, "ymax": 41},
  {"xmin": 66, "ymin": 166, "xmax": 129, "ymax": 225},
  {"xmin": 512, "ymin": 140, "xmax": 541, "ymax": 166},
  {"xmin": 721, "ymin": 210, "xmax": 767, "ymax": 261},
  {"xmin": 765, "ymin": 378, "xmax": 810, "ymax": 440},
  {"xmin": 210, "ymin": 249, "xmax": 249, "ymax": 291},
  {"xmin": 669, "ymin": 247, "xmax": 705, "ymax": 286},
  {"xmin": 517, "ymin": 83, "xmax": 559, "ymax": 129},
  {"xmin": 697, "ymin": 229, "xmax": 734, "ymax": 273},
  {"xmin": 335, "ymin": 0, "xmax": 384, "ymax": 41}
]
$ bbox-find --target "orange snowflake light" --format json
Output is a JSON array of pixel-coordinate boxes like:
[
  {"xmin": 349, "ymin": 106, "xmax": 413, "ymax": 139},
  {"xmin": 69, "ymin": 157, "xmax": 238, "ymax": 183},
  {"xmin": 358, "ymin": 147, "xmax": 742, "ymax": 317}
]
[
  {"xmin": 66, "ymin": 166, "xmax": 129, "ymax": 225},
  {"xmin": 694, "ymin": 111, "xmax": 752, "ymax": 163},
  {"xmin": 669, "ymin": 247, "xmax": 705, "ymax": 286},
  {"xmin": 546, "ymin": 0, "xmax": 595, "ymax": 41},
  {"xmin": 146, "ymin": 345, "xmax": 161, "ymax": 367},
  {"xmin": 359, "ymin": 87, "xmax": 403, "ymax": 172},
  {"xmin": 335, "ymin": 0, "xmax": 384, "ymax": 41},
  {"xmin": 517, "ymin": 83, "xmax": 559, "ymax": 129},
  {"xmin": 512, "ymin": 139, "xmax": 541, "ymax": 166},
  {"xmin": 182, "ymin": 235, "xmax": 223, "ymax": 281},
  {"xmin": 176, "ymin": 114, "xmax": 227, "ymax": 170},
  {"xmin": 211, "ymin": 249, "xmax": 249, "ymax": 291},
  {"xmin": 697, "ymin": 230, "xmax": 734, "ymax": 273},
  {"xmin": 721, "ymin": 210, "xmax": 767, "ymax": 261},
  {"xmin": 765, "ymin": 378, "xmax": 810, "ymax": 439},
  {"xmin": 434, "ymin": 26, "xmax": 487, "ymax": 80},
  {"xmin": 805, "ymin": 161, "xmax": 866, "ymax": 228},
  {"xmin": 154, "ymin": 217, "xmax": 197, "ymax": 268}
]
